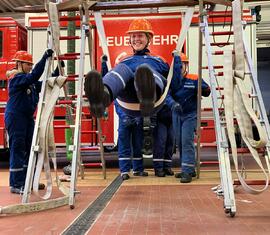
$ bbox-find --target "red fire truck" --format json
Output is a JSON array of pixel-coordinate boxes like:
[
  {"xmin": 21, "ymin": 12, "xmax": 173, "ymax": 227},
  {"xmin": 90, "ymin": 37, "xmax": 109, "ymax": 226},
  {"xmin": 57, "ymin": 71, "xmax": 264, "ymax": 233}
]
[{"xmin": 0, "ymin": 11, "xmax": 255, "ymax": 152}]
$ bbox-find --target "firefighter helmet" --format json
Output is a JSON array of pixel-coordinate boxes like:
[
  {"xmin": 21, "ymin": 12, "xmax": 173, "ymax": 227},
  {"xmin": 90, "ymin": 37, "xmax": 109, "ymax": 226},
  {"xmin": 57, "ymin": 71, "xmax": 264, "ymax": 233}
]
[
  {"xmin": 180, "ymin": 53, "xmax": 189, "ymax": 63},
  {"xmin": 127, "ymin": 18, "xmax": 154, "ymax": 36},
  {"xmin": 12, "ymin": 51, "xmax": 33, "ymax": 64}
]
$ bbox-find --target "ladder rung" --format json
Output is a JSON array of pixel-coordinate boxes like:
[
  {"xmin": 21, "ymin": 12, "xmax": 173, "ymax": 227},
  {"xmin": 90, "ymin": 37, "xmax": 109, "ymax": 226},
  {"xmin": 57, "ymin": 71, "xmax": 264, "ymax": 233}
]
[
  {"xmin": 202, "ymin": 108, "xmax": 224, "ymax": 112},
  {"xmin": 57, "ymin": 100, "xmax": 76, "ymax": 105},
  {"xmin": 197, "ymin": 142, "xmax": 217, "ymax": 148},
  {"xmin": 81, "ymin": 147, "xmax": 100, "ymax": 151},
  {"xmin": 212, "ymin": 51, "xmax": 234, "ymax": 55},
  {"xmin": 215, "ymin": 72, "xmax": 224, "ymax": 76},
  {"xmin": 210, "ymin": 31, "xmax": 233, "ymax": 36},
  {"xmin": 66, "ymin": 74, "xmax": 79, "ymax": 81},
  {"xmin": 59, "ymin": 36, "xmax": 81, "ymax": 40},
  {"xmin": 54, "ymin": 125, "xmax": 75, "ymax": 129},
  {"xmin": 81, "ymin": 130, "xmax": 98, "ymax": 134},
  {"xmin": 201, "ymin": 126, "xmax": 215, "ymax": 130},
  {"xmin": 58, "ymin": 55, "xmax": 80, "ymax": 60},
  {"xmin": 82, "ymin": 163, "xmax": 103, "ymax": 167},
  {"xmin": 202, "ymin": 65, "xmax": 223, "ymax": 69},
  {"xmin": 200, "ymin": 161, "xmax": 219, "ymax": 165},
  {"xmin": 231, "ymin": 147, "xmax": 265, "ymax": 154},
  {"xmin": 59, "ymin": 16, "xmax": 81, "ymax": 22},
  {"xmin": 206, "ymin": 42, "xmax": 233, "ymax": 47}
]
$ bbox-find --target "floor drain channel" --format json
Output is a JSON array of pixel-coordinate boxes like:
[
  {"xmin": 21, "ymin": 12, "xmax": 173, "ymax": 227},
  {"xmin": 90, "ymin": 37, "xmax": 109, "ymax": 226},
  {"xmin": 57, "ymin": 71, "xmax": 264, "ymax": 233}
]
[{"xmin": 62, "ymin": 175, "xmax": 122, "ymax": 235}]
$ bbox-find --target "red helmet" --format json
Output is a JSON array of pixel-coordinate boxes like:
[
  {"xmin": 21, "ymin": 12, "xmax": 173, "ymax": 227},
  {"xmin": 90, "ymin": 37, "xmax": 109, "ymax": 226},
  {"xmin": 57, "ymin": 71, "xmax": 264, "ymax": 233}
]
[
  {"xmin": 127, "ymin": 18, "xmax": 154, "ymax": 36},
  {"xmin": 12, "ymin": 51, "xmax": 33, "ymax": 64},
  {"xmin": 180, "ymin": 53, "xmax": 189, "ymax": 63}
]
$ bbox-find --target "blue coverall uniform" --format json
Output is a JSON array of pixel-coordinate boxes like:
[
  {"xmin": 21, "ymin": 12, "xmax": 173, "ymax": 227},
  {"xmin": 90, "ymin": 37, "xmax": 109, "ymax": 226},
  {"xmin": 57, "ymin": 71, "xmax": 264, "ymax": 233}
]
[
  {"xmin": 102, "ymin": 48, "xmax": 169, "ymax": 116},
  {"xmin": 166, "ymin": 55, "xmax": 211, "ymax": 174},
  {"xmin": 114, "ymin": 101, "xmax": 145, "ymax": 175},
  {"xmin": 5, "ymin": 52, "xmax": 53, "ymax": 189},
  {"xmin": 153, "ymin": 103, "xmax": 174, "ymax": 171}
]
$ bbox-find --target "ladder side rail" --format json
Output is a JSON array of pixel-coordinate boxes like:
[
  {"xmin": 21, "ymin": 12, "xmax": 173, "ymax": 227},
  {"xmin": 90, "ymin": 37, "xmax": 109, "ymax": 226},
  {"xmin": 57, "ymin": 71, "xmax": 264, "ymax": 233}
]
[
  {"xmin": 69, "ymin": 13, "xmax": 88, "ymax": 208},
  {"xmin": 203, "ymin": 15, "xmax": 236, "ymax": 214},
  {"xmin": 22, "ymin": 30, "xmax": 53, "ymax": 204},
  {"xmin": 242, "ymin": 28, "xmax": 270, "ymax": 140}
]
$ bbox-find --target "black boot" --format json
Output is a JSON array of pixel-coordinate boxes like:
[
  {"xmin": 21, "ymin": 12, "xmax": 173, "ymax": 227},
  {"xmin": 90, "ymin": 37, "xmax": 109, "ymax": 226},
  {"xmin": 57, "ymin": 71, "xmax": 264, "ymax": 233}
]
[
  {"xmin": 164, "ymin": 168, "xmax": 174, "ymax": 176},
  {"xmin": 135, "ymin": 65, "xmax": 156, "ymax": 117},
  {"xmin": 84, "ymin": 70, "xmax": 111, "ymax": 118},
  {"xmin": 155, "ymin": 169, "xmax": 166, "ymax": 177}
]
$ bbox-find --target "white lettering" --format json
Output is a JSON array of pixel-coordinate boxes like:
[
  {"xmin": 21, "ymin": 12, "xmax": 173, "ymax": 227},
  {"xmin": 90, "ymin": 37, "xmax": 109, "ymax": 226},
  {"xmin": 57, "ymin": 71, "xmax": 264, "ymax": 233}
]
[{"xmin": 99, "ymin": 35, "xmax": 179, "ymax": 47}]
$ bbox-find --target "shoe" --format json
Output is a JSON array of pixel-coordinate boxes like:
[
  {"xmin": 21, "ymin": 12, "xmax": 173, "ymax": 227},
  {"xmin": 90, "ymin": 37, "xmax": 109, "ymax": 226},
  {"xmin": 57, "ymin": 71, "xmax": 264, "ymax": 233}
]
[
  {"xmin": 135, "ymin": 65, "xmax": 156, "ymax": 117},
  {"xmin": 180, "ymin": 172, "xmax": 192, "ymax": 183},
  {"xmin": 133, "ymin": 171, "xmax": 148, "ymax": 177},
  {"xmin": 154, "ymin": 169, "xmax": 166, "ymax": 177},
  {"xmin": 63, "ymin": 164, "xmax": 71, "ymax": 175},
  {"xmin": 164, "ymin": 168, "xmax": 174, "ymax": 176},
  {"xmin": 84, "ymin": 70, "xmax": 111, "ymax": 118},
  {"xmin": 175, "ymin": 171, "xmax": 196, "ymax": 178},
  {"xmin": 121, "ymin": 174, "xmax": 130, "ymax": 181},
  {"xmin": 10, "ymin": 186, "xmax": 24, "ymax": 194}
]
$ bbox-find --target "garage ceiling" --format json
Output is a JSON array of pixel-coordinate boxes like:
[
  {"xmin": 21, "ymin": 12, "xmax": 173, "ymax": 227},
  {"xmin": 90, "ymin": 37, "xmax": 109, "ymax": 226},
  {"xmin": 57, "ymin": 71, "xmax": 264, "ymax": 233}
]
[{"xmin": 0, "ymin": 0, "xmax": 45, "ymax": 13}]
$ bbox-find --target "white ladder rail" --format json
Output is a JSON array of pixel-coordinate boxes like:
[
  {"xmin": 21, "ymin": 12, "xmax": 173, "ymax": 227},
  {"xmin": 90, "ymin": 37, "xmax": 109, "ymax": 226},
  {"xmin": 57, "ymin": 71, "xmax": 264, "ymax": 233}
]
[
  {"xmin": 202, "ymin": 14, "xmax": 236, "ymax": 216},
  {"xmin": 68, "ymin": 10, "xmax": 88, "ymax": 208}
]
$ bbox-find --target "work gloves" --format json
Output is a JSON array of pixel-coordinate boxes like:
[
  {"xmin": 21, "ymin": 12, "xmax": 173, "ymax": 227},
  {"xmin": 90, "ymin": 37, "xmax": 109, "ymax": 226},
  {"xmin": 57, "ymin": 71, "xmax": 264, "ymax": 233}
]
[
  {"xmin": 101, "ymin": 54, "xmax": 108, "ymax": 62},
  {"xmin": 45, "ymin": 49, "xmax": 54, "ymax": 57}
]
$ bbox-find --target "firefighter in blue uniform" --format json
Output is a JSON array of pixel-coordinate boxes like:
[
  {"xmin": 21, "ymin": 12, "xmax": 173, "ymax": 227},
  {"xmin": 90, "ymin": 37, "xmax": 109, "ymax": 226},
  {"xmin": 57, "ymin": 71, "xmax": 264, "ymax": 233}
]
[
  {"xmin": 84, "ymin": 18, "xmax": 169, "ymax": 118},
  {"xmin": 153, "ymin": 103, "xmax": 174, "ymax": 177},
  {"xmin": 5, "ymin": 49, "xmax": 53, "ymax": 194},
  {"xmin": 114, "ymin": 101, "xmax": 146, "ymax": 180},
  {"xmin": 100, "ymin": 53, "xmax": 147, "ymax": 180},
  {"xmin": 167, "ymin": 52, "xmax": 211, "ymax": 183},
  {"xmin": 84, "ymin": 18, "xmax": 170, "ymax": 168}
]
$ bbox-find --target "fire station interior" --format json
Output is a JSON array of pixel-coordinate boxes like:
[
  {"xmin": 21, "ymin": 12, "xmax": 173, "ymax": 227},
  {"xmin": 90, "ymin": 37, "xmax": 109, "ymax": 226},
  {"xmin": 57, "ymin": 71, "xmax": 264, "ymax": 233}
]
[{"xmin": 1, "ymin": 1, "xmax": 270, "ymax": 234}]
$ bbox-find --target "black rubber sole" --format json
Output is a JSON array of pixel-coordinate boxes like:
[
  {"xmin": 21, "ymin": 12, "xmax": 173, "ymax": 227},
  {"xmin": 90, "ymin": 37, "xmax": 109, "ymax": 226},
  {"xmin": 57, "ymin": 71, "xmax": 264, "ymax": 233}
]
[
  {"xmin": 84, "ymin": 70, "xmax": 106, "ymax": 118},
  {"xmin": 135, "ymin": 65, "xmax": 156, "ymax": 117}
]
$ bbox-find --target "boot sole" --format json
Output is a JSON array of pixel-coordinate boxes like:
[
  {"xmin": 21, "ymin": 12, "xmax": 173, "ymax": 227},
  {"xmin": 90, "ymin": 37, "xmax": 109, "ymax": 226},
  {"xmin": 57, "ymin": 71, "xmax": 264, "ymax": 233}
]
[
  {"xmin": 135, "ymin": 66, "xmax": 156, "ymax": 116},
  {"xmin": 84, "ymin": 70, "xmax": 105, "ymax": 118}
]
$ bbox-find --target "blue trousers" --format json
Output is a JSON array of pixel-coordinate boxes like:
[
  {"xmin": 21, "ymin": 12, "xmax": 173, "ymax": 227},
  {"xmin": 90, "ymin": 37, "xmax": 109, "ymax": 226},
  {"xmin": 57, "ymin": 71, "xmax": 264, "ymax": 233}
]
[
  {"xmin": 118, "ymin": 115, "xmax": 144, "ymax": 174},
  {"xmin": 173, "ymin": 111, "xmax": 197, "ymax": 174},
  {"xmin": 153, "ymin": 121, "xmax": 174, "ymax": 170},
  {"xmin": 5, "ymin": 113, "xmax": 34, "ymax": 188}
]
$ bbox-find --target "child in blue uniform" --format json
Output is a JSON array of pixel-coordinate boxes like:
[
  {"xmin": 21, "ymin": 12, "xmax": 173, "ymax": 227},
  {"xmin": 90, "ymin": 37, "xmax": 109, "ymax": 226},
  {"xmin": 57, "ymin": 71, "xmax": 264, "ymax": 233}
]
[
  {"xmin": 5, "ymin": 49, "xmax": 54, "ymax": 194},
  {"xmin": 167, "ymin": 52, "xmax": 211, "ymax": 183}
]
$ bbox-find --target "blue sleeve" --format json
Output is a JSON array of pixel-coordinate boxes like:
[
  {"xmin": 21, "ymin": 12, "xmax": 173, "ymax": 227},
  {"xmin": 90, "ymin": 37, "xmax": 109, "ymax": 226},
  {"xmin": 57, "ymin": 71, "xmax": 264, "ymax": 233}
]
[
  {"xmin": 34, "ymin": 81, "xmax": 42, "ymax": 93},
  {"xmin": 101, "ymin": 61, "xmax": 109, "ymax": 77}
]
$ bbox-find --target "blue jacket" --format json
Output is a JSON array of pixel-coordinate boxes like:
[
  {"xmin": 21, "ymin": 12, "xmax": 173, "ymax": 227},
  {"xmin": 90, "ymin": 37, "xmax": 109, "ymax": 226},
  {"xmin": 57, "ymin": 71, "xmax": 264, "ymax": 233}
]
[
  {"xmin": 120, "ymin": 49, "xmax": 169, "ymax": 77},
  {"xmin": 5, "ymin": 53, "xmax": 49, "ymax": 117},
  {"xmin": 166, "ymin": 55, "xmax": 211, "ymax": 114}
]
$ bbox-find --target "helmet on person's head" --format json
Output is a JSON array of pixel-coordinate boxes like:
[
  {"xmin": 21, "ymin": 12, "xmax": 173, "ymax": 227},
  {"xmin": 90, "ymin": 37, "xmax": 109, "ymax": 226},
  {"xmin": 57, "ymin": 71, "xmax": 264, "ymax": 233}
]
[
  {"xmin": 180, "ymin": 53, "xmax": 189, "ymax": 63},
  {"xmin": 12, "ymin": 51, "xmax": 33, "ymax": 64},
  {"xmin": 127, "ymin": 18, "xmax": 154, "ymax": 36}
]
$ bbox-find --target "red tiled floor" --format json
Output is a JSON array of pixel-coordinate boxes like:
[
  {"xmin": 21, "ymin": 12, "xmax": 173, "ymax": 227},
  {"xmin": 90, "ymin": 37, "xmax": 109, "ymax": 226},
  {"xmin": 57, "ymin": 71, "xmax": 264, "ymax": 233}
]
[
  {"xmin": 87, "ymin": 185, "xmax": 270, "ymax": 235},
  {"xmin": 0, "ymin": 186, "xmax": 104, "ymax": 235}
]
